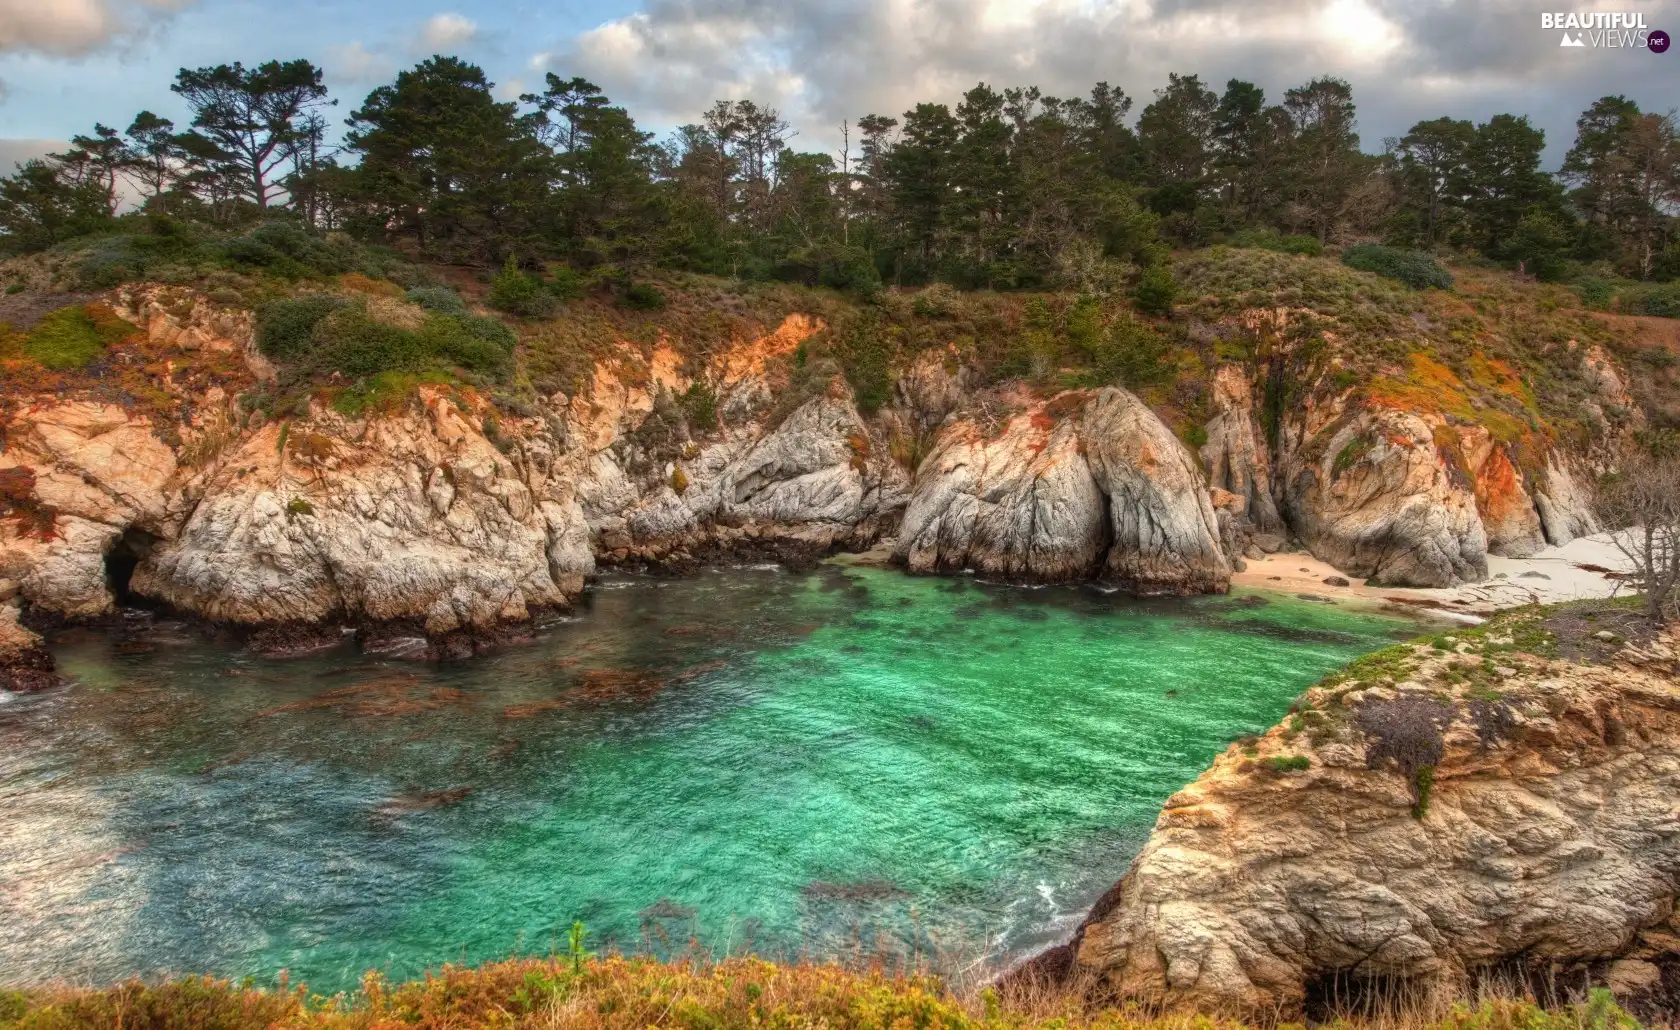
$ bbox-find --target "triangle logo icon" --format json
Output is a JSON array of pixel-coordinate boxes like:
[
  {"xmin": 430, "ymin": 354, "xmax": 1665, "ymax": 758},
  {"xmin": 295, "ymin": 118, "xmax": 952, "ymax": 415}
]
[{"xmin": 1560, "ymin": 32, "xmax": 1586, "ymax": 46}]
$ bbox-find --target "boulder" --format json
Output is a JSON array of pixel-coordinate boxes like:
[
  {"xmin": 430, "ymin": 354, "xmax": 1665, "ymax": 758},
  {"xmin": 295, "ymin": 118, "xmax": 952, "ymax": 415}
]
[
  {"xmin": 0, "ymin": 601, "xmax": 55, "ymax": 692},
  {"xmin": 1200, "ymin": 365, "xmax": 1283, "ymax": 535},
  {"xmin": 1031, "ymin": 632, "xmax": 1680, "ymax": 1020},
  {"xmin": 1283, "ymin": 409, "xmax": 1487, "ymax": 587},
  {"xmin": 895, "ymin": 388, "xmax": 1230, "ymax": 594}
]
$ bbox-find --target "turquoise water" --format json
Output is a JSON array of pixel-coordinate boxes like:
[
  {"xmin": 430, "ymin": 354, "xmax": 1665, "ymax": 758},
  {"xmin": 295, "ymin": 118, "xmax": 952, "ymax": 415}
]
[{"xmin": 0, "ymin": 562, "xmax": 1419, "ymax": 992}]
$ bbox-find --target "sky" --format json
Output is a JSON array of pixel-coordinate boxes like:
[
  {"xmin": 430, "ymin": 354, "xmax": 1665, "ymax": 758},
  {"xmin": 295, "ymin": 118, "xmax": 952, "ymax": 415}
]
[{"xmin": 1, "ymin": 0, "xmax": 1678, "ymax": 174}]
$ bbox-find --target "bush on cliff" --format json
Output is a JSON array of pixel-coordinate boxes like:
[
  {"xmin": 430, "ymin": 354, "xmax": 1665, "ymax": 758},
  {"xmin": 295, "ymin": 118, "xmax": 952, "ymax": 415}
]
[
  {"xmin": 1230, "ymin": 228, "xmax": 1324, "ymax": 257},
  {"xmin": 2, "ymin": 303, "xmax": 134, "ymax": 370},
  {"xmin": 256, "ymin": 297, "xmax": 517, "ymax": 384},
  {"xmin": 1621, "ymin": 282, "xmax": 1680, "ymax": 319},
  {"xmin": 1130, "ymin": 265, "xmax": 1178, "ymax": 316},
  {"xmin": 488, "ymin": 257, "xmax": 556, "ymax": 318},
  {"xmin": 70, "ymin": 216, "xmax": 406, "ymax": 291},
  {"xmin": 0, "ymin": 956, "xmax": 1644, "ymax": 1030},
  {"xmin": 1341, "ymin": 244, "xmax": 1454, "ymax": 291}
]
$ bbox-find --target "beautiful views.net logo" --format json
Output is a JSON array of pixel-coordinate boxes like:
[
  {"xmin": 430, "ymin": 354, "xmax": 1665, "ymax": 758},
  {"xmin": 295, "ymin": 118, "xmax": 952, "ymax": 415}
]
[{"xmin": 1540, "ymin": 11, "xmax": 1670, "ymax": 50}]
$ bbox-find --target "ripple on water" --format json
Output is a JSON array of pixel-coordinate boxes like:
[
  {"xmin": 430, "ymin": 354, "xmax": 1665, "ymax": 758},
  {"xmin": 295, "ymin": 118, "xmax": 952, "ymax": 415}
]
[{"xmin": 0, "ymin": 565, "xmax": 1421, "ymax": 992}]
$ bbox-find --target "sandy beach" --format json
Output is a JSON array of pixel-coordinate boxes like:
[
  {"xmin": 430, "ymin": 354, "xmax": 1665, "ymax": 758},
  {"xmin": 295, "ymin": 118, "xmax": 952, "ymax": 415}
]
[{"xmin": 1232, "ymin": 533, "xmax": 1638, "ymax": 621}]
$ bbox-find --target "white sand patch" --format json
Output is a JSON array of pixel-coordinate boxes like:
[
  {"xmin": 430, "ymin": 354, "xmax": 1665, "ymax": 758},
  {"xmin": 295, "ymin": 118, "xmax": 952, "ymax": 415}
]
[{"xmin": 1232, "ymin": 532, "xmax": 1638, "ymax": 621}]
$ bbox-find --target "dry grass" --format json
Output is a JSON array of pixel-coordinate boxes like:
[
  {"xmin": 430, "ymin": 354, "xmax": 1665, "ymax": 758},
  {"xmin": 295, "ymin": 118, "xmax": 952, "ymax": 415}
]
[{"xmin": 0, "ymin": 954, "xmax": 1643, "ymax": 1030}]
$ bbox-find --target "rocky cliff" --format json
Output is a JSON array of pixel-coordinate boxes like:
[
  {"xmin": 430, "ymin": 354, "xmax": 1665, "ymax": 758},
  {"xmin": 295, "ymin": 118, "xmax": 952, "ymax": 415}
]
[
  {"xmin": 1025, "ymin": 604, "xmax": 1680, "ymax": 1021},
  {"xmin": 893, "ymin": 387, "xmax": 1229, "ymax": 592},
  {"xmin": 0, "ymin": 254, "xmax": 1660, "ymax": 683},
  {"xmin": 0, "ymin": 290, "xmax": 911, "ymax": 662}
]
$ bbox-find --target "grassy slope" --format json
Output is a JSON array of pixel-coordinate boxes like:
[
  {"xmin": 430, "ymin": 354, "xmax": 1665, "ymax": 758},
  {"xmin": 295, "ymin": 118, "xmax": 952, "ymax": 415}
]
[
  {"xmin": 0, "ymin": 954, "xmax": 1640, "ymax": 1030},
  {"xmin": 3, "ymin": 243, "xmax": 1675, "ymax": 472}
]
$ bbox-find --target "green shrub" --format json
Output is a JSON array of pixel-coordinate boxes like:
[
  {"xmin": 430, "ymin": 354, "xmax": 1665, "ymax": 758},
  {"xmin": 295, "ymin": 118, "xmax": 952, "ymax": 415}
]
[
  {"xmin": 680, "ymin": 382, "xmax": 719, "ymax": 432},
  {"xmin": 1083, "ymin": 315, "xmax": 1173, "ymax": 389},
  {"xmin": 22, "ymin": 304, "xmax": 131, "ymax": 369},
  {"xmin": 619, "ymin": 282, "xmax": 667, "ymax": 311},
  {"xmin": 310, "ymin": 307, "xmax": 430, "ymax": 378},
  {"xmin": 420, "ymin": 314, "xmax": 516, "ymax": 376},
  {"xmin": 406, "ymin": 286, "xmax": 467, "ymax": 314},
  {"xmin": 1333, "ymin": 433, "xmax": 1375, "ymax": 477},
  {"xmin": 260, "ymin": 295, "xmax": 516, "ymax": 386},
  {"xmin": 834, "ymin": 314, "xmax": 894, "ymax": 413},
  {"xmin": 331, "ymin": 370, "xmax": 451, "ymax": 417},
  {"xmin": 1572, "ymin": 278, "xmax": 1614, "ymax": 309},
  {"xmin": 1265, "ymin": 754, "xmax": 1312, "ymax": 773},
  {"xmin": 489, "ymin": 257, "xmax": 556, "ymax": 317},
  {"xmin": 816, "ymin": 245, "xmax": 882, "ymax": 296},
  {"xmin": 255, "ymin": 296, "xmax": 344, "ymax": 361},
  {"xmin": 1130, "ymin": 264, "xmax": 1178, "ymax": 316},
  {"xmin": 1622, "ymin": 282, "xmax": 1680, "ymax": 318},
  {"xmin": 1412, "ymin": 764, "xmax": 1435, "ymax": 819},
  {"xmin": 1231, "ymin": 229, "xmax": 1324, "ymax": 257},
  {"xmin": 243, "ymin": 221, "xmax": 357, "ymax": 276},
  {"xmin": 547, "ymin": 266, "xmax": 586, "ymax": 302},
  {"xmin": 285, "ymin": 497, "xmax": 314, "ymax": 517},
  {"xmin": 1341, "ymin": 244, "xmax": 1454, "ymax": 290}
]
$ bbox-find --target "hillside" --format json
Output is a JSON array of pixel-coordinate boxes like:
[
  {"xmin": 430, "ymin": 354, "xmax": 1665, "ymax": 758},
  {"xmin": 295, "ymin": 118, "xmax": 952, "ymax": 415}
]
[
  {"xmin": 1023, "ymin": 597, "xmax": 1680, "ymax": 1022},
  {"xmin": 0, "ymin": 232, "xmax": 1676, "ymax": 681},
  {"xmin": 0, "ymin": 950, "xmax": 1647, "ymax": 1030}
]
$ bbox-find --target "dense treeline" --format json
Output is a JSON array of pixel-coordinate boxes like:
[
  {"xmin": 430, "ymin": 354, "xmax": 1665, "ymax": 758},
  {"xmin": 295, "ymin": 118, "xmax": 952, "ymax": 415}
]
[{"xmin": 2, "ymin": 55, "xmax": 1678, "ymax": 292}]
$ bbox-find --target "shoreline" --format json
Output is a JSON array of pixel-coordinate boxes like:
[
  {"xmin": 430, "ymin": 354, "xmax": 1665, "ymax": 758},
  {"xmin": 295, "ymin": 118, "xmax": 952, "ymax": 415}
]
[{"xmin": 1230, "ymin": 532, "xmax": 1636, "ymax": 622}]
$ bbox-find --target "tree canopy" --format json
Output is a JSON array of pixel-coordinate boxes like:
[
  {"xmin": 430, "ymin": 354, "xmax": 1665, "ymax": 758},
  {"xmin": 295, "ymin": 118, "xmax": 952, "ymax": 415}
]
[{"xmin": 5, "ymin": 56, "xmax": 1680, "ymax": 289}]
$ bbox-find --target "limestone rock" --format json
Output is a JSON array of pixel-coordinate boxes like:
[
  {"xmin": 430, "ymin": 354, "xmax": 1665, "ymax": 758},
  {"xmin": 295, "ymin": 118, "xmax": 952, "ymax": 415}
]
[
  {"xmin": 1084, "ymin": 389, "xmax": 1231, "ymax": 595},
  {"xmin": 133, "ymin": 397, "xmax": 581, "ymax": 634},
  {"xmin": 896, "ymin": 398, "xmax": 1106, "ymax": 582},
  {"xmin": 0, "ymin": 601, "xmax": 55, "ymax": 692},
  {"xmin": 0, "ymin": 401, "xmax": 192, "ymax": 616},
  {"xmin": 1534, "ymin": 458, "xmax": 1600, "ymax": 546},
  {"xmin": 1460, "ymin": 427, "xmax": 1545, "ymax": 558},
  {"xmin": 896, "ymin": 388, "xmax": 1230, "ymax": 593},
  {"xmin": 1283, "ymin": 409, "xmax": 1487, "ymax": 587},
  {"xmin": 1035, "ymin": 637, "xmax": 1680, "ymax": 1020},
  {"xmin": 1200, "ymin": 365, "xmax": 1283, "ymax": 535}
]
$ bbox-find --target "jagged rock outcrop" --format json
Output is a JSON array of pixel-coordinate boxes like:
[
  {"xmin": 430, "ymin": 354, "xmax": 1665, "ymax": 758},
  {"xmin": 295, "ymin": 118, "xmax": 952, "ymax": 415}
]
[
  {"xmin": 895, "ymin": 388, "xmax": 1230, "ymax": 593},
  {"xmin": 0, "ymin": 399, "xmax": 221, "ymax": 617},
  {"xmin": 1031, "ymin": 621, "xmax": 1680, "ymax": 1020},
  {"xmin": 0, "ymin": 282, "xmax": 1643, "ymax": 658},
  {"xmin": 0, "ymin": 299, "xmax": 911, "ymax": 648},
  {"xmin": 1461, "ymin": 428, "xmax": 1546, "ymax": 558},
  {"xmin": 1084, "ymin": 389, "xmax": 1231, "ymax": 594},
  {"xmin": 1535, "ymin": 458, "xmax": 1601, "ymax": 546},
  {"xmin": 1282, "ymin": 408, "xmax": 1488, "ymax": 587},
  {"xmin": 133, "ymin": 393, "xmax": 585, "ymax": 634},
  {"xmin": 895, "ymin": 396, "xmax": 1107, "ymax": 582},
  {"xmin": 0, "ymin": 592, "xmax": 54, "ymax": 692},
  {"xmin": 1200, "ymin": 365, "xmax": 1283, "ymax": 541}
]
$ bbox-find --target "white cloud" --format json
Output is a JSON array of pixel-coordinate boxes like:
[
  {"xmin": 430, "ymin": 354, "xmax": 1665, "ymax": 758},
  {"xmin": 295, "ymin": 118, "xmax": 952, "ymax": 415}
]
[
  {"xmin": 0, "ymin": 0, "xmax": 190, "ymax": 57},
  {"xmin": 0, "ymin": 138, "xmax": 65, "ymax": 173},
  {"xmin": 327, "ymin": 41, "xmax": 395, "ymax": 83},
  {"xmin": 418, "ymin": 12, "xmax": 477, "ymax": 51},
  {"xmin": 535, "ymin": 0, "xmax": 1677, "ymax": 161}
]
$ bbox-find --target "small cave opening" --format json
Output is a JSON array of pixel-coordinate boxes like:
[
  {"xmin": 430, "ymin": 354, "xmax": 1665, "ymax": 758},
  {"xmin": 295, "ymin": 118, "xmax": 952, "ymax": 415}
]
[
  {"xmin": 104, "ymin": 528, "xmax": 157, "ymax": 607},
  {"xmin": 1303, "ymin": 970, "xmax": 1429, "ymax": 1025}
]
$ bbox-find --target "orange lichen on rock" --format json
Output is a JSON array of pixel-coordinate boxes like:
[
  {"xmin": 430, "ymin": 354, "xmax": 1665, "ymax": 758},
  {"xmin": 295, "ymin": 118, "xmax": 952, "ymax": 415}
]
[{"xmin": 715, "ymin": 313, "xmax": 825, "ymax": 386}]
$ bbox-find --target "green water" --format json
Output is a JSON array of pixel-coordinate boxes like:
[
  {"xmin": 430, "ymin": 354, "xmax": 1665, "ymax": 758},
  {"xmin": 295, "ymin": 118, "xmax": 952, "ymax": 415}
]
[{"xmin": 0, "ymin": 562, "xmax": 1419, "ymax": 992}]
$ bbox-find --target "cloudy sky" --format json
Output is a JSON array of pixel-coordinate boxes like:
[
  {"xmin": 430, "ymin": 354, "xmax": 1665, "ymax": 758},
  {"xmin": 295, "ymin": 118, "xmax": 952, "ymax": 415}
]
[{"xmin": 1, "ymin": 0, "xmax": 1677, "ymax": 173}]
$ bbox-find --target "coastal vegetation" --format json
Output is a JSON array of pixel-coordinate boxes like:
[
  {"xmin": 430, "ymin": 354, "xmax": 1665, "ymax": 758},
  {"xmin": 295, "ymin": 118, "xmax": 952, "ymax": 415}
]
[{"xmin": 0, "ymin": 954, "xmax": 1645, "ymax": 1030}]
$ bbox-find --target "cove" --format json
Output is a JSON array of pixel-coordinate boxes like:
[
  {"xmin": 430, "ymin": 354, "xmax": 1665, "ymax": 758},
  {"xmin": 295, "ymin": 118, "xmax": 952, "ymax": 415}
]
[{"xmin": 0, "ymin": 562, "xmax": 1420, "ymax": 994}]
